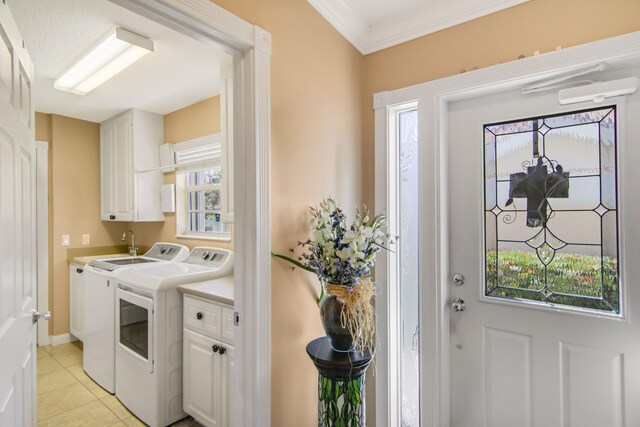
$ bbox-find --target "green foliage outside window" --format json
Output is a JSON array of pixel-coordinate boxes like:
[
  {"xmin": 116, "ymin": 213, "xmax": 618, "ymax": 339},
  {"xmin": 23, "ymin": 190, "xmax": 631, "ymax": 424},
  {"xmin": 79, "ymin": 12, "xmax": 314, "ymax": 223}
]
[{"xmin": 486, "ymin": 250, "xmax": 619, "ymax": 313}]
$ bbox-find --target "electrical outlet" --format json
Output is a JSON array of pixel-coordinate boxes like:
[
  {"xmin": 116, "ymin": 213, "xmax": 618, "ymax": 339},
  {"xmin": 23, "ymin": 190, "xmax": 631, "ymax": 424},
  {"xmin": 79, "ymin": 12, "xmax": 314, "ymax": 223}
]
[
  {"xmin": 62, "ymin": 235, "xmax": 70, "ymax": 246},
  {"xmin": 82, "ymin": 234, "xmax": 90, "ymax": 245}
]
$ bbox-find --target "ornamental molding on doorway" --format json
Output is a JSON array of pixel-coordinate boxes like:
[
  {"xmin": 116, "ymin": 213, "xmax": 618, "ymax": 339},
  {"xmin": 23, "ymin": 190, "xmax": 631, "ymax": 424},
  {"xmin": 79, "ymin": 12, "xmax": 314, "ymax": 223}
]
[
  {"xmin": 109, "ymin": 1, "xmax": 272, "ymax": 426},
  {"xmin": 374, "ymin": 31, "xmax": 640, "ymax": 427}
]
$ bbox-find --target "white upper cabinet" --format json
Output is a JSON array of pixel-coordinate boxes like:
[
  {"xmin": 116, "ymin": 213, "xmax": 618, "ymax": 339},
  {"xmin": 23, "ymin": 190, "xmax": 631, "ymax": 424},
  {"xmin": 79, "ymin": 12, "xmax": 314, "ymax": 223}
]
[{"xmin": 101, "ymin": 109, "xmax": 165, "ymax": 222}]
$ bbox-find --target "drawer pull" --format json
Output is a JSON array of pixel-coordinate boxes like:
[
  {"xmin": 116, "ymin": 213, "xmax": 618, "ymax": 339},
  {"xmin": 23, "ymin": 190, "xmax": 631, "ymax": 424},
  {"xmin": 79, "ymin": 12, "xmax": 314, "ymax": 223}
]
[
  {"xmin": 212, "ymin": 344, "xmax": 220, "ymax": 353},
  {"xmin": 196, "ymin": 312, "xmax": 203, "ymax": 320},
  {"xmin": 109, "ymin": 215, "xmax": 116, "ymax": 220}
]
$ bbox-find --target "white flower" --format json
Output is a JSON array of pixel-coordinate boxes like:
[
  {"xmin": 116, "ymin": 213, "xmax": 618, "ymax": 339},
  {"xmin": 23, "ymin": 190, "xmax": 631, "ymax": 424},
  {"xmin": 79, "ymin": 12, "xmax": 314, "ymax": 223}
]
[
  {"xmin": 362, "ymin": 227, "xmax": 374, "ymax": 239},
  {"xmin": 337, "ymin": 247, "xmax": 353, "ymax": 260},
  {"xmin": 344, "ymin": 230, "xmax": 357, "ymax": 241}
]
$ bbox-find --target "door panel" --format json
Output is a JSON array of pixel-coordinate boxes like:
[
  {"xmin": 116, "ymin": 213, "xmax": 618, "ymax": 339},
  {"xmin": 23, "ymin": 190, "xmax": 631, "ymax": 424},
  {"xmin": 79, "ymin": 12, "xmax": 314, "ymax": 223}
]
[
  {"xmin": 448, "ymin": 66, "xmax": 640, "ymax": 427},
  {"xmin": 0, "ymin": 2, "xmax": 36, "ymax": 426}
]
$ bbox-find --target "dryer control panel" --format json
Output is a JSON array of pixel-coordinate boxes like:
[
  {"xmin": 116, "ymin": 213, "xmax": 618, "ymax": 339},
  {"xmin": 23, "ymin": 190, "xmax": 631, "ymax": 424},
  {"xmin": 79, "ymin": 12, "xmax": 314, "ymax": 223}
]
[
  {"xmin": 145, "ymin": 243, "xmax": 190, "ymax": 261},
  {"xmin": 185, "ymin": 247, "xmax": 234, "ymax": 271}
]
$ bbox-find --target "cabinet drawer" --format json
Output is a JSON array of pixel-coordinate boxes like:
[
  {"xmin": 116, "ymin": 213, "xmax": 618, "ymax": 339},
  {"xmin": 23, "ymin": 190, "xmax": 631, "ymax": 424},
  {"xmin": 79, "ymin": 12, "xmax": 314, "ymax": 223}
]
[
  {"xmin": 221, "ymin": 307, "xmax": 235, "ymax": 342},
  {"xmin": 184, "ymin": 296, "xmax": 222, "ymax": 338}
]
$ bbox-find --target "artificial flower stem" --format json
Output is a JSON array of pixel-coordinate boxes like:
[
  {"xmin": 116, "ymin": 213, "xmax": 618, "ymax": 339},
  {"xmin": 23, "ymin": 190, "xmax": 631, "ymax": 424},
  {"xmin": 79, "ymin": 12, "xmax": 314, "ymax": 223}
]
[{"xmin": 271, "ymin": 252, "xmax": 316, "ymax": 273}]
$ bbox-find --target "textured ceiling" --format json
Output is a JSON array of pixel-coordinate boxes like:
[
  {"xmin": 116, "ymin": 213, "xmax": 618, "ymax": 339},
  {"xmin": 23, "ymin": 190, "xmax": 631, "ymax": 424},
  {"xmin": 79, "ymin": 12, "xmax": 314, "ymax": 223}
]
[{"xmin": 6, "ymin": 0, "xmax": 231, "ymax": 123}]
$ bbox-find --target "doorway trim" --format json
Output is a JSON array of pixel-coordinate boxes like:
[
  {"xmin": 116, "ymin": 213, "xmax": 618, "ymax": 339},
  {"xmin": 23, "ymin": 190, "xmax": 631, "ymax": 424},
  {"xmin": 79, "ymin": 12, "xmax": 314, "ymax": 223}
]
[
  {"xmin": 109, "ymin": 1, "xmax": 272, "ymax": 425},
  {"xmin": 35, "ymin": 141, "xmax": 50, "ymax": 347},
  {"xmin": 374, "ymin": 31, "xmax": 640, "ymax": 427}
]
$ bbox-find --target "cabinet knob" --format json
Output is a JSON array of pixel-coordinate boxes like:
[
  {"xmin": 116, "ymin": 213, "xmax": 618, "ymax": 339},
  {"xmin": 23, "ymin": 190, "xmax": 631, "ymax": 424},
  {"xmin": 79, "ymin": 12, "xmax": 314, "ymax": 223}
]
[
  {"xmin": 218, "ymin": 346, "xmax": 226, "ymax": 355},
  {"xmin": 196, "ymin": 312, "xmax": 203, "ymax": 320},
  {"xmin": 212, "ymin": 344, "xmax": 220, "ymax": 353},
  {"xmin": 76, "ymin": 268, "xmax": 83, "ymax": 274},
  {"xmin": 109, "ymin": 215, "xmax": 116, "ymax": 220}
]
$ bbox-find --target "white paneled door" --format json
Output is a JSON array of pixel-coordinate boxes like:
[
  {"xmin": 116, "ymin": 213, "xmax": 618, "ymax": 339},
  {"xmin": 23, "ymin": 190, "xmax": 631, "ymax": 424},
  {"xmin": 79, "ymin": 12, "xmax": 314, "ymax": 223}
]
[
  {"xmin": 0, "ymin": 2, "xmax": 37, "ymax": 427},
  {"xmin": 447, "ymin": 65, "xmax": 640, "ymax": 427}
]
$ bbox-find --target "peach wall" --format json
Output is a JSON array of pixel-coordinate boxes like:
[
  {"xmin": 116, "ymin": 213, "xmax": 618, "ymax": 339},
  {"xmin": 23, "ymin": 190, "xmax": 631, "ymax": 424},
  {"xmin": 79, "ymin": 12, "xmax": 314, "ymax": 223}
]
[
  {"xmin": 205, "ymin": 0, "xmax": 365, "ymax": 425},
  {"xmin": 36, "ymin": 114, "xmax": 126, "ymax": 336},
  {"xmin": 126, "ymin": 96, "xmax": 233, "ymax": 251},
  {"xmin": 362, "ymin": 0, "xmax": 640, "ymax": 206}
]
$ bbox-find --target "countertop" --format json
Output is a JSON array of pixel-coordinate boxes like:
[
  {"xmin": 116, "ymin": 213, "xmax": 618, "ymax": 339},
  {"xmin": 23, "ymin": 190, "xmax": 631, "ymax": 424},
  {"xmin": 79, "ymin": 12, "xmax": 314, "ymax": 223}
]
[
  {"xmin": 179, "ymin": 275, "xmax": 234, "ymax": 306},
  {"xmin": 67, "ymin": 245, "xmax": 150, "ymax": 266},
  {"xmin": 69, "ymin": 253, "xmax": 132, "ymax": 266}
]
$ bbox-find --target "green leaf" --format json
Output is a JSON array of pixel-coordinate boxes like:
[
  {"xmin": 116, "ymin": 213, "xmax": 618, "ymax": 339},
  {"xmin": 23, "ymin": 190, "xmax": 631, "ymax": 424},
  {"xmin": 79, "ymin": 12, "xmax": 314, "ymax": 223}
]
[{"xmin": 271, "ymin": 252, "xmax": 316, "ymax": 273}]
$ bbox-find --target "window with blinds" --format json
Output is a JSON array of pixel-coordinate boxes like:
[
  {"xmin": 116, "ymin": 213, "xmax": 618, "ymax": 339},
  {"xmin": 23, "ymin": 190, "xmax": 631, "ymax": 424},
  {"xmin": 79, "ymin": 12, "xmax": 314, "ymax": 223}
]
[{"xmin": 173, "ymin": 134, "xmax": 231, "ymax": 239}]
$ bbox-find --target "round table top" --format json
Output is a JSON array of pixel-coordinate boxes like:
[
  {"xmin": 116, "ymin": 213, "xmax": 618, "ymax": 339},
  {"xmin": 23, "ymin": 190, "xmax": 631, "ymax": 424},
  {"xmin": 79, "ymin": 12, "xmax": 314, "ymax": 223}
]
[{"xmin": 306, "ymin": 337, "xmax": 374, "ymax": 379}]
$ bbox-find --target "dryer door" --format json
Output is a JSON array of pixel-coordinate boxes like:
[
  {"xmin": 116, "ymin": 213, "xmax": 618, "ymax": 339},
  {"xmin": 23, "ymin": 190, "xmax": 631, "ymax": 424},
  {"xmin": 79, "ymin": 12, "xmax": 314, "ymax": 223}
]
[{"xmin": 116, "ymin": 286, "xmax": 154, "ymax": 373}]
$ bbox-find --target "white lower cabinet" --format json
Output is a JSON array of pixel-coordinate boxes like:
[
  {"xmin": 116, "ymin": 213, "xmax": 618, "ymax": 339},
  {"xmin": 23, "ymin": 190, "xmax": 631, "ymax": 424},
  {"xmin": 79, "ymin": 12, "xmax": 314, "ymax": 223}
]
[
  {"xmin": 69, "ymin": 263, "xmax": 85, "ymax": 341},
  {"xmin": 183, "ymin": 295, "xmax": 234, "ymax": 427}
]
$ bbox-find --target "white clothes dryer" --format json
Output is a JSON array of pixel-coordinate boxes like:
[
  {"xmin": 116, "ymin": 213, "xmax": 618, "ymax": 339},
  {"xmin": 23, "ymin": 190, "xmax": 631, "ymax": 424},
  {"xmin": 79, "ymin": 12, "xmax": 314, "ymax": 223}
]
[
  {"xmin": 82, "ymin": 243, "xmax": 189, "ymax": 393},
  {"xmin": 113, "ymin": 247, "xmax": 234, "ymax": 427}
]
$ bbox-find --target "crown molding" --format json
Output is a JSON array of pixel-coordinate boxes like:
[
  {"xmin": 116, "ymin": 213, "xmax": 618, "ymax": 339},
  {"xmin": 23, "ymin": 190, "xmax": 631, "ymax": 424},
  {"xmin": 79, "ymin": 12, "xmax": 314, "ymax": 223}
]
[
  {"xmin": 306, "ymin": 0, "xmax": 369, "ymax": 51},
  {"xmin": 308, "ymin": 0, "xmax": 530, "ymax": 55}
]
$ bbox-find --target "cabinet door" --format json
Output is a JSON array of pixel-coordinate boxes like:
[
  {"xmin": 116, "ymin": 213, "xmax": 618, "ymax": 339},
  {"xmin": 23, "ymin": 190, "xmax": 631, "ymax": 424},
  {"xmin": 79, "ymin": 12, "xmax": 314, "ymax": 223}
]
[
  {"xmin": 112, "ymin": 113, "xmax": 133, "ymax": 220},
  {"xmin": 69, "ymin": 264, "xmax": 84, "ymax": 341},
  {"xmin": 184, "ymin": 329, "xmax": 234, "ymax": 427},
  {"xmin": 100, "ymin": 124, "xmax": 115, "ymax": 219},
  {"xmin": 220, "ymin": 341, "xmax": 234, "ymax": 427},
  {"xmin": 100, "ymin": 113, "xmax": 133, "ymax": 221}
]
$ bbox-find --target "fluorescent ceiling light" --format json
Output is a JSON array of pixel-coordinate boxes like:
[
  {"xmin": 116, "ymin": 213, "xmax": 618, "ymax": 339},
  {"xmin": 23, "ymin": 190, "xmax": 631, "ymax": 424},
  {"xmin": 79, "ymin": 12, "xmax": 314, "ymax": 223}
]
[{"xmin": 55, "ymin": 27, "xmax": 154, "ymax": 96}]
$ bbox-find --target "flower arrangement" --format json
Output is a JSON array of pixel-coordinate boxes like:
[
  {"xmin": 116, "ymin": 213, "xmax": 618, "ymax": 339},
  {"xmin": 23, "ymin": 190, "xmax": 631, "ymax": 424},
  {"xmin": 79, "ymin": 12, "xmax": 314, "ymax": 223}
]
[{"xmin": 274, "ymin": 197, "xmax": 391, "ymax": 352}]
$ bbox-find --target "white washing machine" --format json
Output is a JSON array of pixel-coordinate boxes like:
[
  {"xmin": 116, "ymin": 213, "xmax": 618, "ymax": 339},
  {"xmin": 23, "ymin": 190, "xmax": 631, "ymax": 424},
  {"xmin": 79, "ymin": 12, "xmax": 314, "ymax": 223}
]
[
  {"xmin": 82, "ymin": 243, "xmax": 189, "ymax": 393},
  {"xmin": 114, "ymin": 247, "xmax": 234, "ymax": 427}
]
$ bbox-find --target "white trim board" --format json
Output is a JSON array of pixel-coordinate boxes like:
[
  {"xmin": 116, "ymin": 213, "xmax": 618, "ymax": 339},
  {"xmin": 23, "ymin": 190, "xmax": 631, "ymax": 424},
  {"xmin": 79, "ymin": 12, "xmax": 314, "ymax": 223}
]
[
  {"xmin": 50, "ymin": 333, "xmax": 78, "ymax": 347},
  {"xmin": 308, "ymin": 0, "xmax": 530, "ymax": 55},
  {"xmin": 374, "ymin": 31, "xmax": 640, "ymax": 427},
  {"xmin": 109, "ymin": 1, "xmax": 272, "ymax": 426},
  {"xmin": 36, "ymin": 141, "xmax": 49, "ymax": 347}
]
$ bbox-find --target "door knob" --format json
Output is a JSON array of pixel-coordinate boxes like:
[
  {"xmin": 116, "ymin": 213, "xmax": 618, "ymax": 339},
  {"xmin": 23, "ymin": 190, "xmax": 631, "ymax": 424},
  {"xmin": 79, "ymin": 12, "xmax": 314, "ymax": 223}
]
[
  {"xmin": 452, "ymin": 273, "xmax": 465, "ymax": 286},
  {"xmin": 451, "ymin": 298, "xmax": 466, "ymax": 312},
  {"xmin": 32, "ymin": 309, "xmax": 51, "ymax": 324},
  {"xmin": 218, "ymin": 346, "xmax": 226, "ymax": 355},
  {"xmin": 212, "ymin": 344, "xmax": 220, "ymax": 353}
]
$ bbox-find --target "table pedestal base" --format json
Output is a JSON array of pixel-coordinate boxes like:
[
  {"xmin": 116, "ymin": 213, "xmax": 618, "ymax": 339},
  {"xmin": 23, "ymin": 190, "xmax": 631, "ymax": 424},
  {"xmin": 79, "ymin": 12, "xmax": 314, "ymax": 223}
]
[{"xmin": 306, "ymin": 337, "xmax": 373, "ymax": 427}]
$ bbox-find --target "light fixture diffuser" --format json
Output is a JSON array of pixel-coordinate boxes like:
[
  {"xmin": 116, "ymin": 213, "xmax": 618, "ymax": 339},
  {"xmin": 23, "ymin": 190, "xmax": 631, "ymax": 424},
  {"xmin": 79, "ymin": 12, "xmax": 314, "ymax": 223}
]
[{"xmin": 54, "ymin": 27, "xmax": 154, "ymax": 96}]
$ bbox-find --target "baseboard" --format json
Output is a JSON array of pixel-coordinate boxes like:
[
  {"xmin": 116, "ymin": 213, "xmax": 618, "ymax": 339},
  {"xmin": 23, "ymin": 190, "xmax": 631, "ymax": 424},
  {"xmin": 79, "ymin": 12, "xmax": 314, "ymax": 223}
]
[
  {"xmin": 37, "ymin": 335, "xmax": 51, "ymax": 347},
  {"xmin": 50, "ymin": 333, "xmax": 79, "ymax": 346}
]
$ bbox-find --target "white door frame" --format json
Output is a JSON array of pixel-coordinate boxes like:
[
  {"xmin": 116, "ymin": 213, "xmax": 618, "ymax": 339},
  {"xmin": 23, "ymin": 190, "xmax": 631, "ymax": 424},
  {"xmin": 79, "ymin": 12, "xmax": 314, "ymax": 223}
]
[
  {"xmin": 109, "ymin": 1, "xmax": 272, "ymax": 425},
  {"xmin": 36, "ymin": 141, "xmax": 50, "ymax": 347},
  {"xmin": 374, "ymin": 31, "xmax": 640, "ymax": 427}
]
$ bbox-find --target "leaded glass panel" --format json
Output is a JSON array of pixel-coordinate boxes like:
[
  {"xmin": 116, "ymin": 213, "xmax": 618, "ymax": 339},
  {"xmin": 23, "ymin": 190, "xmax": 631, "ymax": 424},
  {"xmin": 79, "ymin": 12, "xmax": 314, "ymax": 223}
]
[
  {"xmin": 398, "ymin": 108, "xmax": 420, "ymax": 426},
  {"xmin": 483, "ymin": 106, "xmax": 619, "ymax": 313}
]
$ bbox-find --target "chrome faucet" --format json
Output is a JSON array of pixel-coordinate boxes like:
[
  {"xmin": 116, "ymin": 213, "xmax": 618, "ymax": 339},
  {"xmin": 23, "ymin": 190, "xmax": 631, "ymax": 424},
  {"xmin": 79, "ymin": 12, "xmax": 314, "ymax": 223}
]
[{"xmin": 122, "ymin": 230, "xmax": 138, "ymax": 256}]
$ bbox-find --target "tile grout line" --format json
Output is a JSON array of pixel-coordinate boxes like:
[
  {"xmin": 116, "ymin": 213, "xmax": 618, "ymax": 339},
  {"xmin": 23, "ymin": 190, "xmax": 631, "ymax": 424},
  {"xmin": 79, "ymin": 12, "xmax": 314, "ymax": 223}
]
[{"xmin": 36, "ymin": 364, "xmax": 92, "ymax": 423}]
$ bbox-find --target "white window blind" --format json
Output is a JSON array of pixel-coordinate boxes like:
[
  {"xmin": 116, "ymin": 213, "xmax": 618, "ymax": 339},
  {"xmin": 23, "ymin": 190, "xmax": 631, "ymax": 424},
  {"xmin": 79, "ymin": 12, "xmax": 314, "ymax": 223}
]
[{"xmin": 173, "ymin": 133, "xmax": 223, "ymax": 171}]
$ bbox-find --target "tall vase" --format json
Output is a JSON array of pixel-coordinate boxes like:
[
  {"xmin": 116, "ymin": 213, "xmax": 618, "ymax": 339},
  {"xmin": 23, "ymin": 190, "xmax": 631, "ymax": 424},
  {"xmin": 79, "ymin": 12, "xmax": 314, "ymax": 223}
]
[{"xmin": 319, "ymin": 292, "xmax": 356, "ymax": 352}]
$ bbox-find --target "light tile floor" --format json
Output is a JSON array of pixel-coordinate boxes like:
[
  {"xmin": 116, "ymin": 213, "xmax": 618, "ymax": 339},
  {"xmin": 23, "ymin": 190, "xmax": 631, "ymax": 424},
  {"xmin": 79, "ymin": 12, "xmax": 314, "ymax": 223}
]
[{"xmin": 37, "ymin": 342, "xmax": 201, "ymax": 427}]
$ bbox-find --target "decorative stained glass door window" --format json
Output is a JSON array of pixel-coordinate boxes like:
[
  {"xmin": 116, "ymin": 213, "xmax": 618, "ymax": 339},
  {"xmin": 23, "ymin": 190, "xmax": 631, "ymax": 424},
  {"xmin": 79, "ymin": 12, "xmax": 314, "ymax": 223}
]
[{"xmin": 484, "ymin": 106, "xmax": 619, "ymax": 313}]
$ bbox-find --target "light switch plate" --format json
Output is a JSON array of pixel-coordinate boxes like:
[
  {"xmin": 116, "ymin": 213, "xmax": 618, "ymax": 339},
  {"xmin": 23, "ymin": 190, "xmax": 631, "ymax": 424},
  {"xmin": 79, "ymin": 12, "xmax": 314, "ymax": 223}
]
[
  {"xmin": 62, "ymin": 235, "xmax": 70, "ymax": 246},
  {"xmin": 82, "ymin": 234, "xmax": 90, "ymax": 245}
]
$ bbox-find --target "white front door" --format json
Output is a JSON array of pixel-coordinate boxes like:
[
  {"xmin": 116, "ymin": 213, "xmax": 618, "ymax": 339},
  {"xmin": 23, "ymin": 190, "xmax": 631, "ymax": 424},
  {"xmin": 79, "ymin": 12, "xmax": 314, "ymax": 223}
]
[
  {"xmin": 448, "ymin": 66, "xmax": 640, "ymax": 427},
  {"xmin": 0, "ymin": 2, "xmax": 37, "ymax": 426}
]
